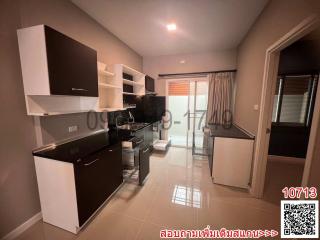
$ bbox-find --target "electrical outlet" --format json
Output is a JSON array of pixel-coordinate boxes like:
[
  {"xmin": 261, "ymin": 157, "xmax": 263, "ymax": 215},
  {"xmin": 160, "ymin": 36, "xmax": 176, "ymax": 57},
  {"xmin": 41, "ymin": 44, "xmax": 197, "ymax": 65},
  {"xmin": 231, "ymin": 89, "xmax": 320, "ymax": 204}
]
[
  {"xmin": 253, "ymin": 104, "xmax": 259, "ymax": 111},
  {"xmin": 68, "ymin": 125, "xmax": 78, "ymax": 133}
]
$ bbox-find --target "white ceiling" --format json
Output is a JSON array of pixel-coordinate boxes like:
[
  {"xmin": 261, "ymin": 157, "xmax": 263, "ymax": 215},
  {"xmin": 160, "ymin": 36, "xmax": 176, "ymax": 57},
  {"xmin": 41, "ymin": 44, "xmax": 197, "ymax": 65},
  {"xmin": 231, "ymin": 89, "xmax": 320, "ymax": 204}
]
[{"xmin": 72, "ymin": 0, "xmax": 268, "ymax": 56}]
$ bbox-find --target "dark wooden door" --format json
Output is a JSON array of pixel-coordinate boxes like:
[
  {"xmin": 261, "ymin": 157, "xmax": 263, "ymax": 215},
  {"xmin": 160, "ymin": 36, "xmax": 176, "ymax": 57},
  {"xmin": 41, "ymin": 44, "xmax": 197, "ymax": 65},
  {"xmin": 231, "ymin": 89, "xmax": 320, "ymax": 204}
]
[
  {"xmin": 74, "ymin": 143, "xmax": 122, "ymax": 226},
  {"xmin": 105, "ymin": 143, "xmax": 123, "ymax": 195},
  {"xmin": 44, "ymin": 26, "xmax": 98, "ymax": 97}
]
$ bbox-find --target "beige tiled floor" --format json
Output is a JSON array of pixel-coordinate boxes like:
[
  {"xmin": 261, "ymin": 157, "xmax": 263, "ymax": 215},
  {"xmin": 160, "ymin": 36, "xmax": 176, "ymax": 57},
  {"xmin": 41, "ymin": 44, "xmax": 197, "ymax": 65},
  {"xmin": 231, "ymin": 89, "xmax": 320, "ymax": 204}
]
[{"xmin": 16, "ymin": 147, "xmax": 283, "ymax": 240}]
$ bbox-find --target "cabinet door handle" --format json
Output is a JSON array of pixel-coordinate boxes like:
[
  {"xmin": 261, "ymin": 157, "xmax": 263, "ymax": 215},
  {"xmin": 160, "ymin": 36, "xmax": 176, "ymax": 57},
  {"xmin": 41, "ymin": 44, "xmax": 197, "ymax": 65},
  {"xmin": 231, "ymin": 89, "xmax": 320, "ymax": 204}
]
[
  {"xmin": 108, "ymin": 146, "xmax": 121, "ymax": 152},
  {"xmin": 143, "ymin": 147, "xmax": 149, "ymax": 153},
  {"xmin": 71, "ymin": 88, "xmax": 88, "ymax": 92},
  {"xmin": 84, "ymin": 158, "xmax": 99, "ymax": 166}
]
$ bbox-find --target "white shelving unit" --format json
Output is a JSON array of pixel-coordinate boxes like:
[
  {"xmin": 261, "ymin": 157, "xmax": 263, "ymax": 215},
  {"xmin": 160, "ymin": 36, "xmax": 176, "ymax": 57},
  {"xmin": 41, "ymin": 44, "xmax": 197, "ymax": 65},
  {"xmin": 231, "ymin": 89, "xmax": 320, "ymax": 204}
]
[
  {"xmin": 97, "ymin": 62, "xmax": 123, "ymax": 111},
  {"xmin": 114, "ymin": 64, "xmax": 145, "ymax": 97},
  {"xmin": 23, "ymin": 95, "xmax": 99, "ymax": 116},
  {"xmin": 98, "ymin": 82, "xmax": 121, "ymax": 89},
  {"xmin": 98, "ymin": 69, "xmax": 114, "ymax": 77},
  {"xmin": 122, "ymin": 79, "xmax": 144, "ymax": 86}
]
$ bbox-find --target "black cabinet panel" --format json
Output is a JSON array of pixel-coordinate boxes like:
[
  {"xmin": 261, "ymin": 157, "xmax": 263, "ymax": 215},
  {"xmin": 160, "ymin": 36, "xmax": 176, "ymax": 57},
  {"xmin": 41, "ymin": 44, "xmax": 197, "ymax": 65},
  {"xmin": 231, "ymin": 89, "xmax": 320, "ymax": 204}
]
[
  {"xmin": 74, "ymin": 143, "xmax": 122, "ymax": 226},
  {"xmin": 45, "ymin": 26, "xmax": 98, "ymax": 97},
  {"xmin": 139, "ymin": 146, "xmax": 150, "ymax": 185},
  {"xmin": 123, "ymin": 73, "xmax": 133, "ymax": 81},
  {"xmin": 145, "ymin": 75, "xmax": 155, "ymax": 92},
  {"xmin": 106, "ymin": 144, "xmax": 123, "ymax": 195},
  {"xmin": 123, "ymin": 84, "xmax": 133, "ymax": 93},
  {"xmin": 268, "ymin": 125, "xmax": 310, "ymax": 158}
]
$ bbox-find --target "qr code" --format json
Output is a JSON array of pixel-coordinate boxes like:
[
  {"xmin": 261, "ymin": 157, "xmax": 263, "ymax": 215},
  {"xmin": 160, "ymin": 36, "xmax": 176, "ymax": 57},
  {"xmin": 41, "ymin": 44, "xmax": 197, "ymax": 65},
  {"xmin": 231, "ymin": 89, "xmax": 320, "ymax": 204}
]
[{"xmin": 281, "ymin": 200, "xmax": 319, "ymax": 238}]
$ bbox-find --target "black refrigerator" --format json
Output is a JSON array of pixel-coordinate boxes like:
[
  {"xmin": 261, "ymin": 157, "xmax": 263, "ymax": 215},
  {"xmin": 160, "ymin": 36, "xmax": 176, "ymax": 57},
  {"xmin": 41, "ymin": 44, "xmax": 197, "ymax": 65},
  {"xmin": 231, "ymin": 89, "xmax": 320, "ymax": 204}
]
[{"xmin": 134, "ymin": 95, "xmax": 165, "ymax": 123}]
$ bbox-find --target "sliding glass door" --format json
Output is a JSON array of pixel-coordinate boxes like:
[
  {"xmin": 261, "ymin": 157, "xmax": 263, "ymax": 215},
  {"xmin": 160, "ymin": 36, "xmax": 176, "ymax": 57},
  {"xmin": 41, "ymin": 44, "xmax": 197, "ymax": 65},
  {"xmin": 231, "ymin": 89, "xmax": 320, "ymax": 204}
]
[
  {"xmin": 190, "ymin": 80, "xmax": 208, "ymax": 154},
  {"xmin": 167, "ymin": 77, "xmax": 208, "ymax": 151},
  {"xmin": 167, "ymin": 79, "xmax": 190, "ymax": 147}
]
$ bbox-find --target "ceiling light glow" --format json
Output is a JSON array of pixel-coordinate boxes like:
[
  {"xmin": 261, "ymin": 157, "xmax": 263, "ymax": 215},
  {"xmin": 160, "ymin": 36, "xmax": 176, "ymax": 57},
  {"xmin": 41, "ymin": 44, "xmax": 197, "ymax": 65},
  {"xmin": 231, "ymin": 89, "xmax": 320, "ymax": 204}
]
[{"xmin": 166, "ymin": 23, "xmax": 177, "ymax": 31}]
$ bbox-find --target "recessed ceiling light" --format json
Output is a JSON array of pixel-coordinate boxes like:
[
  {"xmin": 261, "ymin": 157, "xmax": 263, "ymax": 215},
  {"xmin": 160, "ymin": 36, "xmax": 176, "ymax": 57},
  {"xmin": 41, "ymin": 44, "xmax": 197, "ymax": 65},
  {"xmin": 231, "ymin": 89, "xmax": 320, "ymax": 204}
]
[
  {"xmin": 180, "ymin": 60, "xmax": 186, "ymax": 64},
  {"xmin": 166, "ymin": 23, "xmax": 177, "ymax": 31}
]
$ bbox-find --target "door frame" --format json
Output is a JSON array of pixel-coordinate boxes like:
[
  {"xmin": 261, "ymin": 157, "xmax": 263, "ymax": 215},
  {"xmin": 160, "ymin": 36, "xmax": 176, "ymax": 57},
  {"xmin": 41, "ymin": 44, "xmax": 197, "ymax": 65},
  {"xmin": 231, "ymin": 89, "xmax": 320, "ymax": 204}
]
[{"xmin": 250, "ymin": 15, "xmax": 320, "ymax": 198}]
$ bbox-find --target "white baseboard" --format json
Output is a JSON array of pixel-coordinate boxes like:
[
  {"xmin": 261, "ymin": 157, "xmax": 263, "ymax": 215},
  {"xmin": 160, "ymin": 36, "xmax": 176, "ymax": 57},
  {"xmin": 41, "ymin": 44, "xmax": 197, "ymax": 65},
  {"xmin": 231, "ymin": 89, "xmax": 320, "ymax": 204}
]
[{"xmin": 1, "ymin": 212, "xmax": 42, "ymax": 240}]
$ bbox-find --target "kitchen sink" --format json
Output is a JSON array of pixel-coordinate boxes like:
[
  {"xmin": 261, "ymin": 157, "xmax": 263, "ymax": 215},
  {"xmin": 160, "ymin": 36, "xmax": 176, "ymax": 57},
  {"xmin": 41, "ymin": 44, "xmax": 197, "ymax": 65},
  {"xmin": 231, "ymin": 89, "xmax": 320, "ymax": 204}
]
[{"xmin": 117, "ymin": 122, "xmax": 149, "ymax": 131}]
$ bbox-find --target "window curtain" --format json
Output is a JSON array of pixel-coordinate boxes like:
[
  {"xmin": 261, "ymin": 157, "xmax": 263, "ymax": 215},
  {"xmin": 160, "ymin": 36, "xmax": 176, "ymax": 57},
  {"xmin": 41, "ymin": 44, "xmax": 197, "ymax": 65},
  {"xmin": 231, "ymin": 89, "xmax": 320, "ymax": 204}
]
[{"xmin": 206, "ymin": 72, "xmax": 235, "ymax": 125}]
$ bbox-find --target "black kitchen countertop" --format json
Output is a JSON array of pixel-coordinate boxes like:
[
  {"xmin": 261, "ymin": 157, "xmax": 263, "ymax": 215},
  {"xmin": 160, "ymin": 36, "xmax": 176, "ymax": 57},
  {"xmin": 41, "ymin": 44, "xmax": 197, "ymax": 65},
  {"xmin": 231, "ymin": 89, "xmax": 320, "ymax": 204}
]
[
  {"xmin": 208, "ymin": 124, "xmax": 254, "ymax": 140},
  {"xmin": 33, "ymin": 121, "xmax": 157, "ymax": 163},
  {"xmin": 33, "ymin": 130, "xmax": 121, "ymax": 163}
]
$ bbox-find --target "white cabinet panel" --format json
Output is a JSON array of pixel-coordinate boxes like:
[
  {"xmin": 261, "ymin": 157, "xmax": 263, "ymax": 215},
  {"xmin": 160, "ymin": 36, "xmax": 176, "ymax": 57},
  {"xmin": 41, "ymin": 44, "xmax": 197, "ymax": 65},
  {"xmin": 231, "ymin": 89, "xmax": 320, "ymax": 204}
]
[
  {"xmin": 34, "ymin": 157, "xmax": 79, "ymax": 233},
  {"xmin": 212, "ymin": 137, "xmax": 254, "ymax": 189},
  {"xmin": 17, "ymin": 25, "xmax": 50, "ymax": 95}
]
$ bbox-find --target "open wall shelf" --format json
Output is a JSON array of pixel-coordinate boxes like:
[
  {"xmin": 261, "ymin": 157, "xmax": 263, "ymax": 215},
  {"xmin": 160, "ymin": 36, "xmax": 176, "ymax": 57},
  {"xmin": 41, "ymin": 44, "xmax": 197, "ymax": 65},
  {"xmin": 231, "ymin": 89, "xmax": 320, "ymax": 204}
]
[
  {"xmin": 114, "ymin": 64, "xmax": 145, "ymax": 98},
  {"xmin": 122, "ymin": 79, "xmax": 144, "ymax": 87},
  {"xmin": 98, "ymin": 69, "xmax": 114, "ymax": 77},
  {"xmin": 98, "ymin": 82, "xmax": 121, "ymax": 89},
  {"xmin": 97, "ymin": 62, "xmax": 123, "ymax": 111}
]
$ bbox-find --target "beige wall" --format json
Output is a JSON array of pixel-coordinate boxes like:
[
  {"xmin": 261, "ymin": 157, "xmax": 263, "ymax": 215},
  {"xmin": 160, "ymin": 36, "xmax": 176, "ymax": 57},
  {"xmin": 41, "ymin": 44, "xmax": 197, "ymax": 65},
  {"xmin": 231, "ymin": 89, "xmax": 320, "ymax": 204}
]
[
  {"xmin": 143, "ymin": 50, "xmax": 237, "ymax": 95},
  {"xmin": 234, "ymin": 0, "xmax": 320, "ymax": 190},
  {"xmin": 234, "ymin": 0, "xmax": 320, "ymax": 134},
  {"xmin": 39, "ymin": 112, "xmax": 108, "ymax": 145},
  {"xmin": 19, "ymin": 0, "xmax": 142, "ymax": 70},
  {"xmin": 0, "ymin": 1, "xmax": 39, "ymax": 238},
  {"xmin": 0, "ymin": 0, "xmax": 142, "ymax": 237}
]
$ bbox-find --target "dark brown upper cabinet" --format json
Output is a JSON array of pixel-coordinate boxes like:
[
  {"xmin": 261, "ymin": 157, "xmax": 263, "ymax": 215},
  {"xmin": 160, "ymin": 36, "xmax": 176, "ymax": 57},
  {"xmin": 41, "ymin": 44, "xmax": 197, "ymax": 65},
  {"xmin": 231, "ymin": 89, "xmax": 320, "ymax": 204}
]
[
  {"xmin": 145, "ymin": 75, "xmax": 155, "ymax": 93},
  {"xmin": 18, "ymin": 25, "xmax": 98, "ymax": 97}
]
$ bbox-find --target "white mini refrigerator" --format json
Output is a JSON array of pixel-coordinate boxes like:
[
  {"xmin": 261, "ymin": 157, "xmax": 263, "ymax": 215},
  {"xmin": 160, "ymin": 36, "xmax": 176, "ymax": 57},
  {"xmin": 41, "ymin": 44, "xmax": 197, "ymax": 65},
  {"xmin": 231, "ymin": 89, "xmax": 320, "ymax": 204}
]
[{"xmin": 212, "ymin": 137, "xmax": 254, "ymax": 189}]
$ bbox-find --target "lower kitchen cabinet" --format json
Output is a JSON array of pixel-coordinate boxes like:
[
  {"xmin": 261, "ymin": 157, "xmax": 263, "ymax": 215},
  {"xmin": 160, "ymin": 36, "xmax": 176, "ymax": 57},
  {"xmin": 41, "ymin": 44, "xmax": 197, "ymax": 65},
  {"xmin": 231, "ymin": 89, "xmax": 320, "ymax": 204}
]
[
  {"xmin": 211, "ymin": 137, "xmax": 254, "ymax": 189},
  {"xmin": 139, "ymin": 145, "xmax": 150, "ymax": 185},
  {"xmin": 207, "ymin": 125, "xmax": 254, "ymax": 189},
  {"xmin": 34, "ymin": 142, "xmax": 122, "ymax": 233}
]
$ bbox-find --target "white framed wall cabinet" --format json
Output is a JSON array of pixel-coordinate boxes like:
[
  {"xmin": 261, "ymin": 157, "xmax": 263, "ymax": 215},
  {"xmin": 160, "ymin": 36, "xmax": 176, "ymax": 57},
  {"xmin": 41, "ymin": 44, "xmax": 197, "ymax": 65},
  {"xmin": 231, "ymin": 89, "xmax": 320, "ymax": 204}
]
[{"xmin": 17, "ymin": 25, "xmax": 99, "ymax": 116}]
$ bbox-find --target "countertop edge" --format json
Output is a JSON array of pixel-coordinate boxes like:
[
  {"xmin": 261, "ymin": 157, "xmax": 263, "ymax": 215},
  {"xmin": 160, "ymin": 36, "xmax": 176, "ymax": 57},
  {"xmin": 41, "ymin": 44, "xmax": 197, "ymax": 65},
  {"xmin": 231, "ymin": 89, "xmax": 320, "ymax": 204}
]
[{"xmin": 208, "ymin": 124, "xmax": 255, "ymax": 140}]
